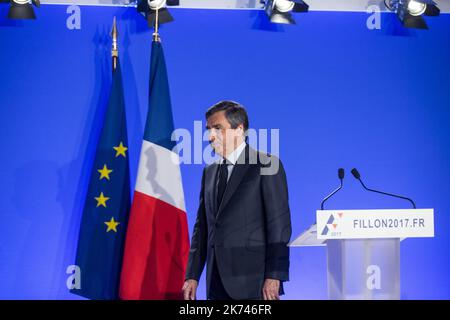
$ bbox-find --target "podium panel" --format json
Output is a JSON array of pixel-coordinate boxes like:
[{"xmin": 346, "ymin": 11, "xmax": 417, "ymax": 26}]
[{"xmin": 327, "ymin": 239, "xmax": 400, "ymax": 300}]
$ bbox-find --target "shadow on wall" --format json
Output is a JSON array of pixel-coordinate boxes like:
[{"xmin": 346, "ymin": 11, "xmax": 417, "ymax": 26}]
[{"xmin": 6, "ymin": 160, "xmax": 63, "ymax": 299}]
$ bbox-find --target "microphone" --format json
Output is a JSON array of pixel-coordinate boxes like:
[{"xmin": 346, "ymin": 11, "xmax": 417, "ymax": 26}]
[
  {"xmin": 350, "ymin": 168, "xmax": 416, "ymax": 209},
  {"xmin": 320, "ymin": 168, "xmax": 345, "ymax": 210}
]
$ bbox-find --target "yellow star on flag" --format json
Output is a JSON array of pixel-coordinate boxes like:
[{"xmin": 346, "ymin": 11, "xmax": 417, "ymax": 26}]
[
  {"xmin": 104, "ymin": 217, "xmax": 120, "ymax": 232},
  {"xmin": 113, "ymin": 142, "xmax": 128, "ymax": 158},
  {"xmin": 95, "ymin": 192, "xmax": 110, "ymax": 208},
  {"xmin": 98, "ymin": 164, "xmax": 113, "ymax": 180}
]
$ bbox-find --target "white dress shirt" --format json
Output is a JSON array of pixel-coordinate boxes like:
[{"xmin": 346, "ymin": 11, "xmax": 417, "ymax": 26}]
[{"xmin": 221, "ymin": 141, "xmax": 246, "ymax": 182}]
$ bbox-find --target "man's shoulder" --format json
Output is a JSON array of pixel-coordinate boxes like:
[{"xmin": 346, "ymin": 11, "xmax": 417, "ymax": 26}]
[
  {"xmin": 204, "ymin": 160, "xmax": 220, "ymax": 172},
  {"xmin": 201, "ymin": 146, "xmax": 283, "ymax": 169},
  {"xmin": 248, "ymin": 147, "xmax": 282, "ymax": 168}
]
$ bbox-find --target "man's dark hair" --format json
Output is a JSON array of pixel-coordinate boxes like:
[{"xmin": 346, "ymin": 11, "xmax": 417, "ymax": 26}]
[{"xmin": 205, "ymin": 100, "xmax": 249, "ymax": 132}]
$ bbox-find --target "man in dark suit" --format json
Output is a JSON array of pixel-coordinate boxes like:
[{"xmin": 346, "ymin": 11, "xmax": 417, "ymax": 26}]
[{"xmin": 182, "ymin": 101, "xmax": 292, "ymax": 300}]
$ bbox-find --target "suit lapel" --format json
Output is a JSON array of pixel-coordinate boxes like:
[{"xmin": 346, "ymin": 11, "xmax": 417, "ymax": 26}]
[{"xmin": 216, "ymin": 145, "xmax": 252, "ymax": 218}]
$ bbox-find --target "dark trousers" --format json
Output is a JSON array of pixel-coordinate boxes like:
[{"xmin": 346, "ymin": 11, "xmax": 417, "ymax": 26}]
[
  {"xmin": 208, "ymin": 254, "xmax": 233, "ymax": 300},
  {"xmin": 208, "ymin": 254, "xmax": 264, "ymax": 300}
]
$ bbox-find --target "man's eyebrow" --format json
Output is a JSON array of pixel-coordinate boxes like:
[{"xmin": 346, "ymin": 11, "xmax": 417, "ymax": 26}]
[{"xmin": 206, "ymin": 124, "xmax": 222, "ymax": 130}]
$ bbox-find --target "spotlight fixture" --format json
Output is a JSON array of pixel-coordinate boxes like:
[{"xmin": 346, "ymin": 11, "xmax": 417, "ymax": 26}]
[
  {"xmin": 384, "ymin": 0, "xmax": 440, "ymax": 29},
  {"xmin": 7, "ymin": 0, "xmax": 39, "ymax": 20},
  {"xmin": 407, "ymin": 0, "xmax": 427, "ymax": 16},
  {"xmin": 262, "ymin": 0, "xmax": 309, "ymax": 25},
  {"xmin": 137, "ymin": 0, "xmax": 179, "ymax": 28}
]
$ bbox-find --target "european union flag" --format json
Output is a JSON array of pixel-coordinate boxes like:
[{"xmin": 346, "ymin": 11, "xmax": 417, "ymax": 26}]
[{"xmin": 71, "ymin": 60, "xmax": 130, "ymax": 300}]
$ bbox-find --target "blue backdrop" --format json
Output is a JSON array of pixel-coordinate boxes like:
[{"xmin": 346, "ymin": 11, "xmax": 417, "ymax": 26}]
[{"xmin": 0, "ymin": 4, "xmax": 449, "ymax": 299}]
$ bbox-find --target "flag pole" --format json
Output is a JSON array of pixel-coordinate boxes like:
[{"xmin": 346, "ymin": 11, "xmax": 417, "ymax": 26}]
[
  {"xmin": 152, "ymin": 8, "xmax": 161, "ymax": 43},
  {"xmin": 111, "ymin": 16, "xmax": 119, "ymax": 71}
]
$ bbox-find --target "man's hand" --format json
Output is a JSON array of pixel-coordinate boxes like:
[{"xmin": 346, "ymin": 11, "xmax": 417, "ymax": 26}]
[
  {"xmin": 182, "ymin": 279, "xmax": 198, "ymax": 300},
  {"xmin": 262, "ymin": 279, "xmax": 280, "ymax": 300}
]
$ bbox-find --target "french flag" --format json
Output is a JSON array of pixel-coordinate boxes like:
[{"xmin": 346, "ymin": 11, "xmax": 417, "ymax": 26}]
[{"xmin": 119, "ymin": 40, "xmax": 190, "ymax": 300}]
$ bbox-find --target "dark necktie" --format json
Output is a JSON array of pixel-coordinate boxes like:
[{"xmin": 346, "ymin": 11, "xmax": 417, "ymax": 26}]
[{"xmin": 216, "ymin": 159, "xmax": 228, "ymax": 211}]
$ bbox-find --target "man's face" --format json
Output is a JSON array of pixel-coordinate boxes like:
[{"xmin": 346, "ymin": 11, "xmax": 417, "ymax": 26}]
[{"xmin": 206, "ymin": 111, "xmax": 243, "ymax": 158}]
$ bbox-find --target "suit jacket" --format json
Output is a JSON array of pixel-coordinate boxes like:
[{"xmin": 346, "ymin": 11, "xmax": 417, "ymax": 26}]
[{"xmin": 185, "ymin": 145, "xmax": 292, "ymax": 299}]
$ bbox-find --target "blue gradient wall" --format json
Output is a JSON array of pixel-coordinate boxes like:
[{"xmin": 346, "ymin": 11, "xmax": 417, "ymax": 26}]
[{"xmin": 0, "ymin": 4, "xmax": 449, "ymax": 299}]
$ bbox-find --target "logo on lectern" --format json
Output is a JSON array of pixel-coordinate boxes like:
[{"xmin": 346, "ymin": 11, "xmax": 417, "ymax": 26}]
[{"xmin": 320, "ymin": 212, "xmax": 343, "ymax": 236}]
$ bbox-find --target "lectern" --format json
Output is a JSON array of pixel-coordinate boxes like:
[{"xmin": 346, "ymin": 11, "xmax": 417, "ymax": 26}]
[{"xmin": 289, "ymin": 209, "xmax": 434, "ymax": 300}]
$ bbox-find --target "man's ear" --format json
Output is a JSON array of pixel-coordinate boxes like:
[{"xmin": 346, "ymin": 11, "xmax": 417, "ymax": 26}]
[{"xmin": 236, "ymin": 124, "xmax": 244, "ymax": 136}]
